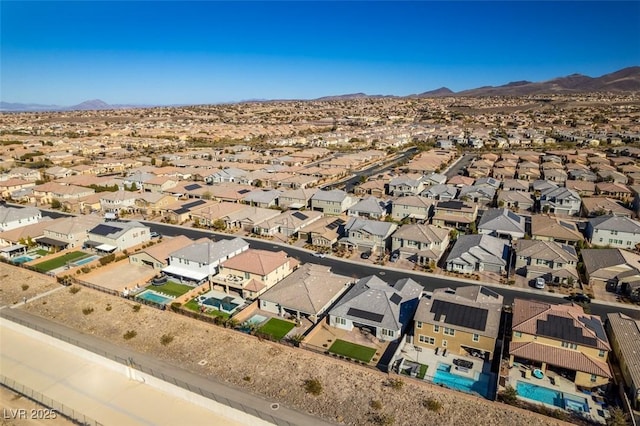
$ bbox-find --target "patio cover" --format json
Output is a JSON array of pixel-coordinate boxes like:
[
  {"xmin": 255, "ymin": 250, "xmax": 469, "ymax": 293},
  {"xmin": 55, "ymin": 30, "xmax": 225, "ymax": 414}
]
[
  {"xmin": 36, "ymin": 237, "xmax": 68, "ymax": 247},
  {"xmin": 0, "ymin": 244, "xmax": 26, "ymax": 254},
  {"xmin": 96, "ymin": 244, "xmax": 117, "ymax": 253},
  {"xmin": 162, "ymin": 264, "xmax": 208, "ymax": 281},
  {"xmin": 83, "ymin": 240, "xmax": 102, "ymax": 248}
]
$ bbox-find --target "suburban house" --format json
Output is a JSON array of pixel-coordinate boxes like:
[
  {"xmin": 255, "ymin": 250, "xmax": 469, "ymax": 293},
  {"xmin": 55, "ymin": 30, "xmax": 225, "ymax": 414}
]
[
  {"xmin": 581, "ymin": 249, "xmax": 640, "ymax": 296},
  {"xmin": 0, "ymin": 178, "xmax": 35, "ymax": 199},
  {"xmin": 311, "ymin": 189, "xmax": 357, "ymax": 215},
  {"xmin": 413, "ymin": 286, "xmax": 504, "ymax": 361},
  {"xmin": 605, "ymin": 313, "xmax": 640, "ymax": 410},
  {"xmin": 539, "ymin": 187, "xmax": 582, "ymax": 216},
  {"xmin": 458, "ymin": 186, "xmax": 496, "ymax": 208},
  {"xmin": 565, "ymin": 180, "xmax": 596, "ymax": 197},
  {"xmin": 422, "ymin": 184, "xmax": 458, "ymax": 201},
  {"xmin": 223, "ymin": 206, "xmax": 282, "ymax": 232},
  {"xmin": 531, "ymin": 215, "xmax": 584, "ymax": 246},
  {"xmin": 445, "ymin": 234, "xmax": 509, "ymax": 274},
  {"xmin": 502, "ymin": 179, "xmax": 529, "ymax": 192},
  {"xmin": 496, "ymin": 190, "xmax": 534, "ymax": 212},
  {"xmin": 514, "ymin": 240, "xmax": 579, "ymax": 287},
  {"xmin": 162, "ymin": 237, "xmax": 249, "ymax": 283},
  {"xmin": 581, "ymin": 197, "xmax": 632, "ymax": 218},
  {"xmin": 432, "ymin": 200, "xmax": 479, "ymax": 232},
  {"xmin": 0, "ymin": 217, "xmax": 55, "ymax": 249},
  {"xmin": 253, "ymin": 210, "xmax": 323, "ymax": 237},
  {"xmin": 328, "ymin": 275, "xmax": 422, "ymax": 342},
  {"xmin": 39, "ymin": 215, "xmax": 103, "ymax": 250},
  {"xmin": 277, "ymin": 187, "xmax": 318, "ymax": 210},
  {"xmin": 347, "ymin": 196, "xmax": 388, "ymax": 219},
  {"xmin": 586, "ymin": 215, "xmax": 640, "ymax": 250},
  {"xmin": 188, "ymin": 202, "xmax": 246, "ymax": 228},
  {"xmin": 0, "ymin": 206, "xmax": 42, "ymax": 231},
  {"xmin": 134, "ymin": 192, "xmax": 177, "ymax": 217},
  {"xmin": 595, "ymin": 182, "xmax": 632, "ymax": 201},
  {"xmin": 388, "ymin": 176, "xmax": 425, "ymax": 197},
  {"xmin": 32, "ymin": 182, "xmax": 95, "ymax": 204},
  {"xmin": 85, "ymin": 221, "xmax": 150, "ymax": 253},
  {"xmin": 341, "ymin": 217, "xmax": 397, "ymax": 253},
  {"xmin": 391, "ymin": 224, "xmax": 450, "ymax": 265},
  {"xmin": 477, "ymin": 208, "xmax": 526, "ymax": 240},
  {"xmin": 390, "ymin": 196, "xmax": 434, "ymax": 222},
  {"xmin": 242, "ymin": 189, "xmax": 282, "ymax": 208},
  {"xmin": 297, "ymin": 216, "xmax": 346, "ymax": 248},
  {"xmin": 129, "ymin": 235, "xmax": 194, "ymax": 270},
  {"xmin": 258, "ymin": 264, "xmax": 352, "ymax": 323},
  {"xmin": 509, "ymin": 299, "xmax": 612, "ymax": 390},
  {"xmin": 100, "ymin": 191, "xmax": 139, "ymax": 215},
  {"xmin": 213, "ymin": 249, "xmax": 298, "ymax": 299}
]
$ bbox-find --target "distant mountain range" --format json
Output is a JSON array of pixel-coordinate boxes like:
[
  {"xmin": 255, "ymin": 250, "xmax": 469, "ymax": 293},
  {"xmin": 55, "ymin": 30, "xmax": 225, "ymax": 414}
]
[{"xmin": 2, "ymin": 66, "xmax": 639, "ymax": 112}]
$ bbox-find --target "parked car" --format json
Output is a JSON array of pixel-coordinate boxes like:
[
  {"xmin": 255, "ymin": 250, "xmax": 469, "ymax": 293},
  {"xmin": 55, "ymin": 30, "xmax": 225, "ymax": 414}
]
[
  {"xmin": 360, "ymin": 252, "xmax": 371, "ymax": 259},
  {"xmin": 313, "ymin": 252, "xmax": 326, "ymax": 258},
  {"xmin": 390, "ymin": 252, "xmax": 400, "ymax": 262},
  {"xmin": 534, "ymin": 277, "xmax": 545, "ymax": 289},
  {"xmin": 567, "ymin": 293, "xmax": 591, "ymax": 304},
  {"xmin": 150, "ymin": 231, "xmax": 161, "ymax": 238}
]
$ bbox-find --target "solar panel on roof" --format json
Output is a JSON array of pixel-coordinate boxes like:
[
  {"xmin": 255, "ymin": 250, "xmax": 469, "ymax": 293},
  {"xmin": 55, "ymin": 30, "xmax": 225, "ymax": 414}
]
[
  {"xmin": 480, "ymin": 287, "xmax": 499, "ymax": 299},
  {"xmin": 578, "ymin": 316, "xmax": 607, "ymax": 342},
  {"xmin": 536, "ymin": 315, "xmax": 598, "ymax": 347},
  {"xmin": 506, "ymin": 210, "xmax": 521, "ymax": 223},
  {"xmin": 559, "ymin": 221, "xmax": 574, "ymax": 230},
  {"xmin": 292, "ymin": 212, "xmax": 308, "ymax": 221},
  {"xmin": 327, "ymin": 221, "xmax": 340, "ymax": 230},
  {"xmin": 90, "ymin": 224, "xmax": 122, "ymax": 236},
  {"xmin": 183, "ymin": 200, "xmax": 206, "ymax": 210},
  {"xmin": 238, "ymin": 189, "xmax": 251, "ymax": 194},
  {"xmin": 430, "ymin": 300, "xmax": 488, "ymax": 331},
  {"xmin": 346, "ymin": 307, "xmax": 384, "ymax": 323},
  {"xmin": 390, "ymin": 293, "xmax": 402, "ymax": 305},
  {"xmin": 184, "ymin": 183, "xmax": 202, "ymax": 191}
]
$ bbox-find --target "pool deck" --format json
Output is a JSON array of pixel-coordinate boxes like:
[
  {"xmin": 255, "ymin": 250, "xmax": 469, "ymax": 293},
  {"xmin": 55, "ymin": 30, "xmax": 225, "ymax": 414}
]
[{"xmin": 506, "ymin": 364, "xmax": 609, "ymax": 424}]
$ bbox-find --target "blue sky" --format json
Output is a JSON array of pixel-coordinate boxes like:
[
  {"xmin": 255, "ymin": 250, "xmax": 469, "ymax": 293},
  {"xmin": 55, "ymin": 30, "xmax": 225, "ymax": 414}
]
[{"xmin": 1, "ymin": 1, "xmax": 639, "ymax": 105}]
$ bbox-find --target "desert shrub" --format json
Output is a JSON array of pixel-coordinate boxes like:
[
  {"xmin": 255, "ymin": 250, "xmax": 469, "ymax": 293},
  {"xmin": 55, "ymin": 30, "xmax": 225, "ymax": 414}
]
[
  {"xmin": 423, "ymin": 398, "xmax": 442, "ymax": 412},
  {"xmin": 371, "ymin": 413, "xmax": 395, "ymax": 426},
  {"xmin": 160, "ymin": 334, "xmax": 174, "ymax": 346},
  {"xmin": 499, "ymin": 385, "xmax": 518, "ymax": 405},
  {"xmin": 105, "ymin": 304, "xmax": 112, "ymax": 311},
  {"xmin": 243, "ymin": 376, "xmax": 251, "ymax": 382},
  {"xmin": 387, "ymin": 378, "xmax": 404, "ymax": 390},
  {"xmin": 123, "ymin": 330, "xmax": 137, "ymax": 340},
  {"xmin": 132, "ymin": 304, "xmax": 141, "ymax": 312},
  {"xmin": 21, "ymin": 284, "xmax": 29, "ymax": 291},
  {"xmin": 69, "ymin": 286, "xmax": 81, "ymax": 294},
  {"xmin": 99, "ymin": 253, "xmax": 116, "ymax": 266},
  {"xmin": 370, "ymin": 400, "xmax": 383, "ymax": 410},
  {"xmin": 81, "ymin": 266, "xmax": 91, "ymax": 273},
  {"xmin": 170, "ymin": 302, "xmax": 181, "ymax": 312},
  {"xmin": 303, "ymin": 378, "xmax": 323, "ymax": 395},
  {"xmin": 82, "ymin": 307, "xmax": 94, "ymax": 315}
]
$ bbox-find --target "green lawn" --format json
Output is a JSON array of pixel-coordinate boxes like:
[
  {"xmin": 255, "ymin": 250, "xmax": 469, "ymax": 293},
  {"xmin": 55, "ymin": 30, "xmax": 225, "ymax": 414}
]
[
  {"xmin": 258, "ymin": 318, "xmax": 296, "ymax": 340},
  {"xmin": 149, "ymin": 281, "xmax": 193, "ymax": 297},
  {"xmin": 417, "ymin": 364, "xmax": 428, "ymax": 379},
  {"xmin": 329, "ymin": 339, "xmax": 377, "ymax": 363},
  {"xmin": 35, "ymin": 249, "xmax": 49, "ymax": 256},
  {"xmin": 32, "ymin": 251, "xmax": 88, "ymax": 272}
]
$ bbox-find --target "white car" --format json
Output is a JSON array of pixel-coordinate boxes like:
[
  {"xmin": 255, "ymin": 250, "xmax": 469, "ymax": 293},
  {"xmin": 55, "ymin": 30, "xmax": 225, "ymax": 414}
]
[
  {"xmin": 313, "ymin": 252, "xmax": 326, "ymax": 258},
  {"xmin": 534, "ymin": 277, "xmax": 545, "ymax": 289}
]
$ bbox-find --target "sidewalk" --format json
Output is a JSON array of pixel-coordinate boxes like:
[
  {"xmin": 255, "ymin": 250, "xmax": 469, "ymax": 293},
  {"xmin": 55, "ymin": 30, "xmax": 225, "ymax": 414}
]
[{"xmin": 0, "ymin": 308, "xmax": 333, "ymax": 426}]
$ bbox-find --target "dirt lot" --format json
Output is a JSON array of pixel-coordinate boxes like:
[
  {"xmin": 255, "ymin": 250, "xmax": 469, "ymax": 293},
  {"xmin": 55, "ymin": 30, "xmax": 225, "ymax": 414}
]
[
  {"xmin": 2, "ymin": 263, "xmax": 565, "ymax": 426},
  {"xmin": 0, "ymin": 264, "xmax": 60, "ymax": 306}
]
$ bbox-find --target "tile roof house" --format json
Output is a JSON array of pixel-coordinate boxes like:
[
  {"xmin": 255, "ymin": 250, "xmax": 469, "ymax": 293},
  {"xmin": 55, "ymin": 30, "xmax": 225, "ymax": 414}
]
[
  {"xmin": 432, "ymin": 200, "xmax": 479, "ymax": 232},
  {"xmin": 581, "ymin": 248, "xmax": 640, "ymax": 296},
  {"xmin": 163, "ymin": 237, "xmax": 249, "ymax": 283},
  {"xmin": 539, "ymin": 186, "xmax": 582, "ymax": 216},
  {"xmin": 581, "ymin": 197, "xmax": 632, "ymax": 218},
  {"xmin": 477, "ymin": 208, "xmax": 525, "ymax": 240},
  {"xmin": 445, "ymin": 234, "xmax": 509, "ymax": 274},
  {"xmin": 0, "ymin": 206, "xmax": 42, "ymax": 231},
  {"xmin": 509, "ymin": 299, "xmax": 612, "ymax": 389},
  {"xmin": 277, "ymin": 187, "xmax": 318, "ymax": 210},
  {"xmin": 341, "ymin": 217, "xmax": 397, "ymax": 253},
  {"xmin": 297, "ymin": 216, "xmax": 346, "ymax": 248},
  {"xmin": 565, "ymin": 180, "xmax": 596, "ymax": 197},
  {"xmin": 253, "ymin": 209, "xmax": 323, "ymax": 237},
  {"xmin": 391, "ymin": 195, "xmax": 435, "ymax": 222},
  {"xmin": 497, "ymin": 190, "xmax": 534, "ymax": 211},
  {"xmin": 514, "ymin": 240, "xmax": 579, "ymax": 287},
  {"xmin": 458, "ymin": 185, "xmax": 496, "ymax": 208},
  {"xmin": 129, "ymin": 235, "xmax": 194, "ymax": 270},
  {"xmin": 586, "ymin": 215, "xmax": 640, "ymax": 250},
  {"xmin": 213, "ymin": 249, "xmax": 298, "ymax": 299},
  {"xmin": 242, "ymin": 189, "xmax": 282, "ymax": 208},
  {"xmin": 388, "ymin": 176, "xmax": 426, "ymax": 197},
  {"xmin": 347, "ymin": 196, "xmax": 389, "ymax": 220},
  {"xmin": 310, "ymin": 189, "xmax": 357, "ymax": 215},
  {"xmin": 422, "ymin": 184, "xmax": 458, "ymax": 201},
  {"xmin": 258, "ymin": 264, "xmax": 352, "ymax": 323},
  {"xmin": 40, "ymin": 215, "xmax": 103, "ymax": 250},
  {"xmin": 502, "ymin": 179, "xmax": 530, "ymax": 192},
  {"xmin": 595, "ymin": 182, "xmax": 632, "ymax": 201},
  {"xmin": 391, "ymin": 224, "xmax": 450, "ymax": 265},
  {"xmin": 605, "ymin": 313, "xmax": 640, "ymax": 410},
  {"xmin": 328, "ymin": 275, "xmax": 422, "ymax": 342},
  {"xmin": 85, "ymin": 221, "xmax": 150, "ymax": 253},
  {"xmin": 531, "ymin": 215, "xmax": 584, "ymax": 246},
  {"xmin": 413, "ymin": 286, "xmax": 504, "ymax": 360}
]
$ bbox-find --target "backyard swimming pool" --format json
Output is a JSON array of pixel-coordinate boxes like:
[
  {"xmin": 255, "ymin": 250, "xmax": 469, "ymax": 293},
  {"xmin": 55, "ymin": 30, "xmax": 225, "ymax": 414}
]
[
  {"xmin": 246, "ymin": 314, "xmax": 268, "ymax": 326},
  {"xmin": 71, "ymin": 255, "xmax": 99, "ymax": 267},
  {"xmin": 201, "ymin": 295, "xmax": 240, "ymax": 312},
  {"xmin": 137, "ymin": 290, "xmax": 173, "ymax": 305},
  {"xmin": 11, "ymin": 255, "xmax": 35, "ymax": 264},
  {"xmin": 516, "ymin": 381, "xmax": 589, "ymax": 412},
  {"xmin": 433, "ymin": 363, "xmax": 493, "ymax": 399}
]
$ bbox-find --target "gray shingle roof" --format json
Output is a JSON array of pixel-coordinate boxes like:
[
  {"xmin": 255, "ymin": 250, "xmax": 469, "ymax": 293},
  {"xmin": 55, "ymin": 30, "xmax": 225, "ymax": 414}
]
[
  {"xmin": 344, "ymin": 217, "xmax": 397, "ymax": 238},
  {"xmin": 169, "ymin": 237, "xmax": 248, "ymax": 264},
  {"xmin": 478, "ymin": 208, "xmax": 525, "ymax": 234},
  {"xmin": 0, "ymin": 206, "xmax": 41, "ymax": 225},
  {"xmin": 446, "ymin": 234, "xmax": 508, "ymax": 267},
  {"xmin": 311, "ymin": 189, "xmax": 349, "ymax": 202},
  {"xmin": 349, "ymin": 197, "xmax": 387, "ymax": 215},
  {"xmin": 589, "ymin": 215, "xmax": 640, "ymax": 233}
]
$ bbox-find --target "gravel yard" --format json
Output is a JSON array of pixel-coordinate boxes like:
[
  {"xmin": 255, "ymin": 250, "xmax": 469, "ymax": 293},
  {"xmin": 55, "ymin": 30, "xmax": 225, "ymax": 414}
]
[{"xmin": 2, "ymin": 263, "xmax": 565, "ymax": 426}]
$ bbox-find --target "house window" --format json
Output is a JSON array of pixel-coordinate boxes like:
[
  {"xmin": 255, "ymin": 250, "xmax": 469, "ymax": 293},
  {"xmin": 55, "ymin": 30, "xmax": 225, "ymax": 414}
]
[
  {"xmin": 442, "ymin": 340, "xmax": 447, "ymax": 347},
  {"xmin": 598, "ymin": 350, "xmax": 605, "ymax": 357},
  {"xmin": 381, "ymin": 329, "xmax": 394, "ymax": 337},
  {"xmin": 433, "ymin": 325, "xmax": 440, "ymax": 333},
  {"xmin": 590, "ymin": 374, "xmax": 597, "ymax": 383},
  {"xmin": 416, "ymin": 321, "xmax": 422, "ymax": 329},
  {"xmin": 444, "ymin": 327, "xmax": 455, "ymax": 336},
  {"xmin": 561, "ymin": 341, "xmax": 577, "ymax": 350},
  {"xmin": 473, "ymin": 334, "xmax": 479, "ymax": 342},
  {"xmin": 336, "ymin": 317, "xmax": 346, "ymax": 325},
  {"xmin": 418, "ymin": 335, "xmax": 434, "ymax": 345},
  {"xmin": 514, "ymin": 332, "xmax": 522, "ymax": 338}
]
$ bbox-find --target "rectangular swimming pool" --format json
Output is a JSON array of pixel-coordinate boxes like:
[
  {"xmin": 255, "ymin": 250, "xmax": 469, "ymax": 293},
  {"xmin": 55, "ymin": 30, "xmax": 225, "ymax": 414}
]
[
  {"xmin": 12, "ymin": 255, "xmax": 35, "ymax": 264},
  {"xmin": 137, "ymin": 290, "xmax": 172, "ymax": 305},
  {"xmin": 516, "ymin": 382, "xmax": 589, "ymax": 412},
  {"xmin": 246, "ymin": 314, "xmax": 268, "ymax": 326},
  {"xmin": 432, "ymin": 363, "xmax": 493, "ymax": 399},
  {"xmin": 71, "ymin": 255, "xmax": 99, "ymax": 267}
]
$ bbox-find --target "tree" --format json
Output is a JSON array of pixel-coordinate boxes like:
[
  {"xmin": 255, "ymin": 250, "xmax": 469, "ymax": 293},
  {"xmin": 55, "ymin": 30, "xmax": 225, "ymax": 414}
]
[
  {"xmin": 51, "ymin": 199, "xmax": 62, "ymax": 209},
  {"xmin": 212, "ymin": 219, "xmax": 226, "ymax": 231},
  {"xmin": 606, "ymin": 407, "xmax": 630, "ymax": 426},
  {"xmin": 449, "ymin": 229, "xmax": 458, "ymax": 241},
  {"xmin": 498, "ymin": 200, "xmax": 505, "ymax": 208},
  {"xmin": 254, "ymin": 179, "xmax": 263, "ymax": 188}
]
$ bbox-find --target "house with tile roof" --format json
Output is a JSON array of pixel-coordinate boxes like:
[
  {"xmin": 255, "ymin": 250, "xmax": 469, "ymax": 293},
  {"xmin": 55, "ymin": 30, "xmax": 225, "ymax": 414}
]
[
  {"xmin": 432, "ymin": 200, "xmax": 479, "ymax": 232},
  {"xmin": 310, "ymin": 189, "xmax": 357, "ymax": 215},
  {"xmin": 297, "ymin": 216, "xmax": 346, "ymax": 248},
  {"xmin": 391, "ymin": 224, "xmax": 450, "ymax": 265},
  {"xmin": 214, "ymin": 249, "xmax": 298, "ymax": 299},
  {"xmin": 606, "ymin": 313, "xmax": 640, "ymax": 410},
  {"xmin": 514, "ymin": 240, "xmax": 579, "ymax": 287},
  {"xmin": 581, "ymin": 248, "xmax": 640, "ymax": 296},
  {"xmin": 496, "ymin": 190, "xmax": 534, "ymax": 212},
  {"xmin": 253, "ymin": 210, "xmax": 323, "ymax": 237},
  {"xmin": 341, "ymin": 217, "xmax": 397, "ymax": 253},
  {"xmin": 531, "ymin": 215, "xmax": 584, "ymax": 246},
  {"xmin": 328, "ymin": 275, "xmax": 422, "ymax": 342},
  {"xmin": 413, "ymin": 286, "xmax": 503, "ymax": 361},
  {"xmin": 509, "ymin": 299, "xmax": 612, "ymax": 389},
  {"xmin": 258, "ymin": 264, "xmax": 352, "ymax": 323},
  {"xmin": 391, "ymin": 195, "xmax": 435, "ymax": 222},
  {"xmin": 581, "ymin": 197, "xmax": 632, "ymax": 218},
  {"xmin": 85, "ymin": 221, "xmax": 150, "ymax": 253},
  {"xmin": 129, "ymin": 235, "xmax": 194, "ymax": 270}
]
